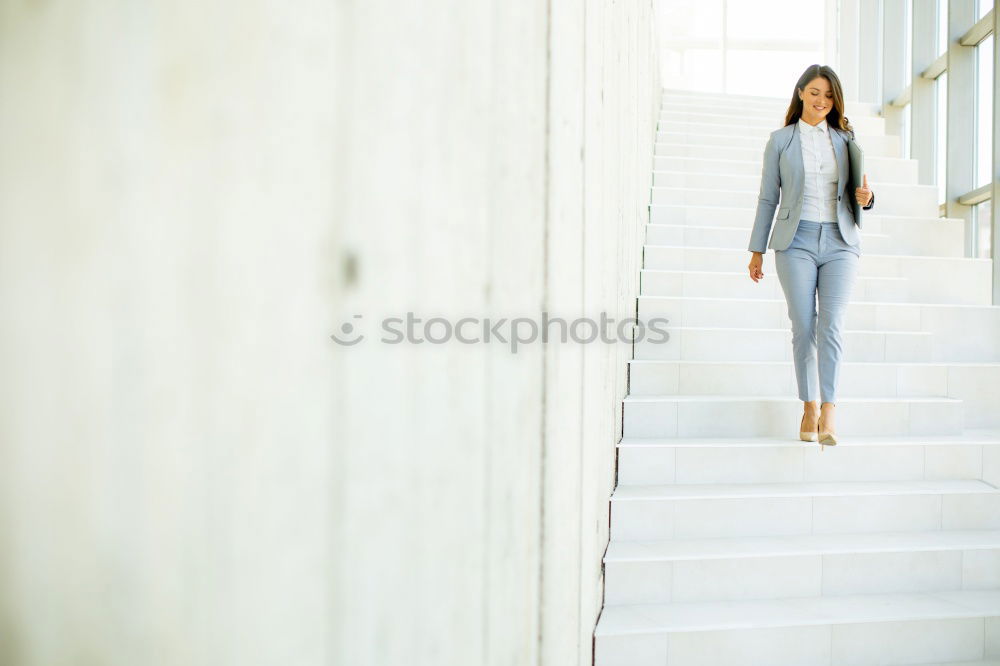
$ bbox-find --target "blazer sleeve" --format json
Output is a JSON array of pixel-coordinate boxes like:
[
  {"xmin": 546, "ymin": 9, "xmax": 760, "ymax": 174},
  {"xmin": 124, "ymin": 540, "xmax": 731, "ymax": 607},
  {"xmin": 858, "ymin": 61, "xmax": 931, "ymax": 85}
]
[
  {"xmin": 863, "ymin": 190, "xmax": 874, "ymax": 210},
  {"xmin": 748, "ymin": 132, "xmax": 781, "ymax": 253}
]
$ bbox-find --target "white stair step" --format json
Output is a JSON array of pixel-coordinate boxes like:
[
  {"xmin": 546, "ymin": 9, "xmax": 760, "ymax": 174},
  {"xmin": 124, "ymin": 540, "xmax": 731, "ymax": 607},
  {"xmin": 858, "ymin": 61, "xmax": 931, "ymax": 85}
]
[
  {"xmin": 658, "ymin": 114, "xmax": 888, "ymax": 137},
  {"xmin": 653, "ymin": 165, "xmax": 920, "ymax": 191},
  {"xmin": 869, "ymin": 215, "xmax": 969, "ymax": 255},
  {"xmin": 624, "ymin": 361, "xmax": 1000, "ymax": 428},
  {"xmin": 604, "ymin": 529, "xmax": 1000, "ymax": 605},
  {"xmin": 642, "ymin": 223, "xmax": 895, "ymax": 249},
  {"xmin": 595, "ymin": 588, "xmax": 1000, "ymax": 633},
  {"xmin": 635, "ymin": 295, "xmax": 1000, "ymax": 363},
  {"xmin": 915, "ymin": 661, "xmax": 1000, "ymax": 666},
  {"xmin": 622, "ymin": 394, "xmax": 964, "ymax": 438},
  {"xmin": 627, "ymin": 359, "xmax": 1000, "ymax": 402},
  {"xmin": 653, "ymin": 169, "xmax": 894, "ymax": 192},
  {"xmin": 644, "ymin": 244, "xmax": 986, "ymax": 281},
  {"xmin": 657, "ymin": 98, "xmax": 878, "ymax": 116},
  {"xmin": 642, "ymin": 247, "xmax": 992, "ymax": 305},
  {"xmin": 636, "ymin": 295, "xmax": 980, "ymax": 332},
  {"xmin": 594, "ymin": 590, "xmax": 1000, "ymax": 666},
  {"xmin": 655, "ymin": 121, "xmax": 886, "ymax": 144},
  {"xmin": 610, "ymin": 478, "xmax": 1000, "ymax": 540},
  {"xmin": 654, "ymin": 159, "xmax": 915, "ymax": 188},
  {"xmin": 654, "ymin": 154, "xmax": 765, "ymax": 176},
  {"xmin": 644, "ymin": 219, "xmax": 964, "ymax": 257},
  {"xmin": 655, "ymin": 133, "xmax": 901, "ymax": 160},
  {"xmin": 640, "ymin": 268, "xmax": 910, "ymax": 303},
  {"xmin": 625, "ymin": 357, "xmax": 1000, "ymax": 425},
  {"xmin": 634, "ymin": 325, "xmax": 933, "ymax": 362},
  {"xmin": 653, "ymin": 154, "xmax": 919, "ymax": 183},
  {"xmin": 615, "ymin": 430, "xmax": 1000, "ymax": 485},
  {"xmin": 612, "ymin": 478, "xmax": 997, "ymax": 501},
  {"xmin": 658, "ymin": 112, "xmax": 787, "ymax": 129},
  {"xmin": 606, "ymin": 529, "xmax": 1000, "ymax": 563},
  {"xmin": 661, "ymin": 91, "xmax": 883, "ymax": 115},
  {"xmin": 649, "ymin": 203, "xmax": 950, "ymax": 229},
  {"xmin": 650, "ymin": 182, "xmax": 935, "ymax": 216},
  {"xmin": 655, "ymin": 129, "xmax": 899, "ymax": 158},
  {"xmin": 660, "ymin": 92, "xmax": 883, "ymax": 119}
]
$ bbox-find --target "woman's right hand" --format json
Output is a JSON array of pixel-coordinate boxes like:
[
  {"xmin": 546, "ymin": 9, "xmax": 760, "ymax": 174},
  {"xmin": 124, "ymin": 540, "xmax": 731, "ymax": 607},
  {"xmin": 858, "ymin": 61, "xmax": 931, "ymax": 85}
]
[{"xmin": 748, "ymin": 252, "xmax": 764, "ymax": 282}]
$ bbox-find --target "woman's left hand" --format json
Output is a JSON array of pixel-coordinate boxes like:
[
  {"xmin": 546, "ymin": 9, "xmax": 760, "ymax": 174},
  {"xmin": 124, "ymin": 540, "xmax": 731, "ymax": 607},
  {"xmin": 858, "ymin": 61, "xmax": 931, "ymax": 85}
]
[{"xmin": 855, "ymin": 173, "xmax": 873, "ymax": 206}]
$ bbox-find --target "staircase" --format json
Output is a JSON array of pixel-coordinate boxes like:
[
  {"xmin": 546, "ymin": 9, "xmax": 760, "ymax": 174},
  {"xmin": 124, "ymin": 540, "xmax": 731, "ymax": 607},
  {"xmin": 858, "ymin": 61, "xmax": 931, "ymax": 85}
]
[{"xmin": 593, "ymin": 88, "xmax": 1000, "ymax": 666}]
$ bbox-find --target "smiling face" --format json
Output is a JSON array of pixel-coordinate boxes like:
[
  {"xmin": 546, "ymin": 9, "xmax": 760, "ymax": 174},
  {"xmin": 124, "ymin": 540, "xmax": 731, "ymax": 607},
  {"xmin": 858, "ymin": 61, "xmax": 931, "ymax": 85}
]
[{"xmin": 797, "ymin": 76, "xmax": 833, "ymax": 126}]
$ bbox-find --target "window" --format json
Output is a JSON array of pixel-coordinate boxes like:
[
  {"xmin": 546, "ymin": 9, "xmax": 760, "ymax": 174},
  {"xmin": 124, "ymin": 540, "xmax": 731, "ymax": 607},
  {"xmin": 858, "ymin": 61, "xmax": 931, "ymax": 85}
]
[
  {"xmin": 975, "ymin": 200, "xmax": 993, "ymax": 259},
  {"xmin": 976, "ymin": 35, "xmax": 993, "ymax": 189},
  {"xmin": 936, "ymin": 71, "xmax": 948, "ymax": 209},
  {"xmin": 904, "ymin": 0, "xmax": 913, "ymax": 89},
  {"xmin": 902, "ymin": 102, "xmax": 912, "ymax": 161},
  {"xmin": 655, "ymin": 0, "xmax": 826, "ymax": 96},
  {"xmin": 936, "ymin": 0, "xmax": 948, "ymax": 58}
]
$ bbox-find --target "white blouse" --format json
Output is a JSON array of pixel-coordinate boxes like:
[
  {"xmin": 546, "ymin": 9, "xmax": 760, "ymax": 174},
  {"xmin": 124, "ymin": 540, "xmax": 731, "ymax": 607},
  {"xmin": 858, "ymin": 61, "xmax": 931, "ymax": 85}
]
[{"xmin": 797, "ymin": 116, "xmax": 839, "ymax": 222}]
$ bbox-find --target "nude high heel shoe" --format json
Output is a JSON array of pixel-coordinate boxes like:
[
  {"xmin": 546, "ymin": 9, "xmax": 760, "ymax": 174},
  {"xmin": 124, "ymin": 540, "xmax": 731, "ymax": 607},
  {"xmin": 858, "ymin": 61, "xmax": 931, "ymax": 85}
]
[
  {"xmin": 818, "ymin": 430, "xmax": 838, "ymax": 448},
  {"xmin": 799, "ymin": 413, "xmax": 819, "ymax": 442},
  {"xmin": 818, "ymin": 412, "xmax": 838, "ymax": 452}
]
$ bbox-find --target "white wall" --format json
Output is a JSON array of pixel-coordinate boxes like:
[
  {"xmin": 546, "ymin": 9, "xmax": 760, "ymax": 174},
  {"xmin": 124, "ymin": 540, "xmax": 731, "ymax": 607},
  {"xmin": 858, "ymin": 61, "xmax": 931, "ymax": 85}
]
[{"xmin": 0, "ymin": 1, "xmax": 658, "ymax": 664}]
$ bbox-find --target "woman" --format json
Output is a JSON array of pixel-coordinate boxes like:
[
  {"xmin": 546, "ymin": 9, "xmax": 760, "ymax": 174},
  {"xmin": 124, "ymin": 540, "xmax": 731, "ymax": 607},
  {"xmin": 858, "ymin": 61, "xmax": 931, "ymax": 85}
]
[{"xmin": 746, "ymin": 65, "xmax": 875, "ymax": 450}]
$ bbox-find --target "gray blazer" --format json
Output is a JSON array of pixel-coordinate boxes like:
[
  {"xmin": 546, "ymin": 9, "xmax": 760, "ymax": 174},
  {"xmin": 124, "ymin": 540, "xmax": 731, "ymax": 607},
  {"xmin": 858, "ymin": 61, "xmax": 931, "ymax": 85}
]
[{"xmin": 747, "ymin": 120, "xmax": 875, "ymax": 253}]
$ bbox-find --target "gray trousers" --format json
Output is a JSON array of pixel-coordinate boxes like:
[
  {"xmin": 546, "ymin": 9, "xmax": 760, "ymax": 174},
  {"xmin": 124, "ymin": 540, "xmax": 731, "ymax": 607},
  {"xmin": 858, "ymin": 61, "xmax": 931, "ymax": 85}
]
[{"xmin": 774, "ymin": 219, "xmax": 860, "ymax": 404}]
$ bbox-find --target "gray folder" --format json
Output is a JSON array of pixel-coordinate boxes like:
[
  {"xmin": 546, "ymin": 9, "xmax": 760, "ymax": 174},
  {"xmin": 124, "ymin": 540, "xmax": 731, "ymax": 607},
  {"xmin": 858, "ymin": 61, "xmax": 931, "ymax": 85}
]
[{"xmin": 846, "ymin": 136, "xmax": 865, "ymax": 228}]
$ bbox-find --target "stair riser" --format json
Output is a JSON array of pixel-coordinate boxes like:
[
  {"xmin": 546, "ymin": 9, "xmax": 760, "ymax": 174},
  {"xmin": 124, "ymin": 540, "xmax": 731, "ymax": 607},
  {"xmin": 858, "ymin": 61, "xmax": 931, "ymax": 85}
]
[
  {"xmin": 653, "ymin": 156, "xmax": 919, "ymax": 183},
  {"xmin": 658, "ymin": 114, "xmax": 887, "ymax": 137},
  {"xmin": 650, "ymin": 184, "xmax": 935, "ymax": 217},
  {"xmin": 610, "ymin": 492, "xmax": 1000, "ymax": 540},
  {"xmin": 870, "ymin": 217, "xmax": 968, "ymax": 255},
  {"xmin": 605, "ymin": 548, "xmax": 1000, "ymax": 605},
  {"xmin": 657, "ymin": 106, "xmax": 882, "ymax": 127},
  {"xmin": 642, "ymin": 248, "xmax": 993, "ymax": 306},
  {"xmin": 644, "ymin": 223, "xmax": 964, "ymax": 257},
  {"xmin": 655, "ymin": 130, "xmax": 900, "ymax": 158},
  {"xmin": 658, "ymin": 113, "xmax": 784, "ymax": 130},
  {"xmin": 595, "ymin": 616, "xmax": 998, "ymax": 666},
  {"xmin": 641, "ymin": 270, "xmax": 913, "ymax": 304},
  {"xmin": 655, "ymin": 136, "xmax": 901, "ymax": 160},
  {"xmin": 919, "ymin": 307, "xmax": 1000, "ymax": 363},
  {"xmin": 634, "ymin": 328, "xmax": 932, "ymax": 362},
  {"xmin": 636, "ymin": 297, "xmax": 1000, "ymax": 362},
  {"xmin": 628, "ymin": 363, "xmax": 1000, "ymax": 428},
  {"xmin": 617, "ymin": 443, "xmax": 999, "ymax": 485},
  {"xmin": 649, "ymin": 205, "xmax": 931, "ymax": 230},
  {"xmin": 638, "ymin": 296, "xmax": 920, "ymax": 332},
  {"xmin": 623, "ymin": 398, "xmax": 963, "ymax": 438},
  {"xmin": 660, "ymin": 96, "xmax": 882, "ymax": 117},
  {"xmin": 653, "ymin": 171, "xmax": 763, "ymax": 190},
  {"xmin": 660, "ymin": 100, "xmax": 797, "ymax": 113},
  {"xmin": 628, "ymin": 362, "xmax": 1000, "ymax": 404}
]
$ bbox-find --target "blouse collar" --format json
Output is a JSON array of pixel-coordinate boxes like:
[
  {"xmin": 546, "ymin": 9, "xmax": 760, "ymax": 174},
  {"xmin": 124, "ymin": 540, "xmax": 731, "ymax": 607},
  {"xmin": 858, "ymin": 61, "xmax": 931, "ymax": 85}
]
[{"xmin": 798, "ymin": 116, "xmax": 829, "ymax": 135}]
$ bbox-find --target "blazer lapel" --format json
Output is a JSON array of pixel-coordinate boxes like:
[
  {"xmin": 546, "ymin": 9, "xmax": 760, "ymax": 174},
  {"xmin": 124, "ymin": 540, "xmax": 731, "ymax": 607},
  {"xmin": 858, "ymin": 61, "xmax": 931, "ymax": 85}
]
[
  {"xmin": 831, "ymin": 127, "xmax": 846, "ymax": 196},
  {"xmin": 788, "ymin": 121, "xmax": 803, "ymax": 196}
]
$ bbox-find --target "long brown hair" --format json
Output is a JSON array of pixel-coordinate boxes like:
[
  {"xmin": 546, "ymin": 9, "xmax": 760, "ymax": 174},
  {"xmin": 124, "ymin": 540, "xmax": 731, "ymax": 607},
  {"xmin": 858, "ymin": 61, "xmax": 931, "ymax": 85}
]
[{"xmin": 783, "ymin": 64, "xmax": 855, "ymax": 138}]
